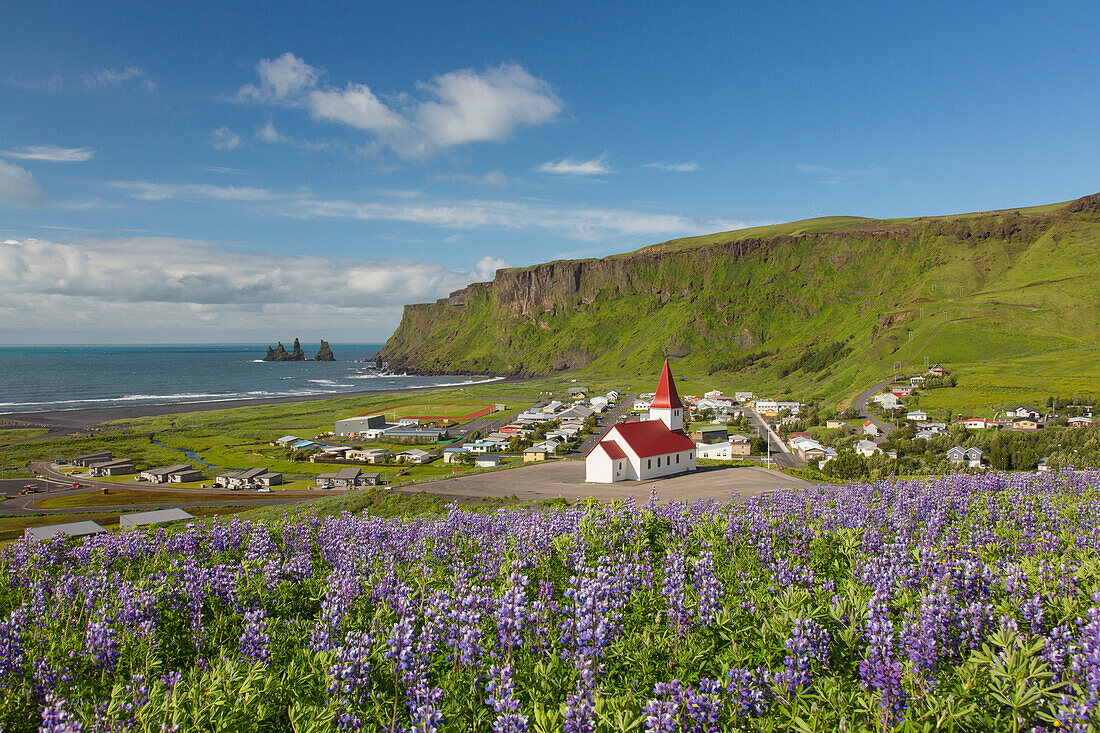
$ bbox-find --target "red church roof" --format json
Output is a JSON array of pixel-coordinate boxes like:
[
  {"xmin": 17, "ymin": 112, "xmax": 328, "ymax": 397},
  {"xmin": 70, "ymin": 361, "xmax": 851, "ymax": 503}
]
[
  {"xmin": 594, "ymin": 441, "xmax": 627, "ymax": 460},
  {"xmin": 603, "ymin": 420, "xmax": 696, "ymax": 458},
  {"xmin": 650, "ymin": 360, "xmax": 685, "ymax": 409}
]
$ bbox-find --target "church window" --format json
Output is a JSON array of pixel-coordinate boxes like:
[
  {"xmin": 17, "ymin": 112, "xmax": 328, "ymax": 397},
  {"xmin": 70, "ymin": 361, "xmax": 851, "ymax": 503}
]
[
  {"xmin": 647, "ymin": 459, "xmax": 652, "ymax": 469},
  {"xmin": 657, "ymin": 457, "xmax": 661, "ymax": 467},
  {"xmin": 676, "ymin": 454, "xmax": 680, "ymax": 464}
]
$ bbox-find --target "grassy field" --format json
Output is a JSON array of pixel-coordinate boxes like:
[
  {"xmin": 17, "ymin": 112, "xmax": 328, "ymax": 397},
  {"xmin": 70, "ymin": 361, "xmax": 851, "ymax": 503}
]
[
  {"xmin": 0, "ymin": 428, "xmax": 48, "ymax": 444},
  {"xmin": 33, "ymin": 489, "xmax": 289, "ymax": 510},
  {"xmin": 353, "ymin": 402, "xmax": 496, "ymax": 420}
]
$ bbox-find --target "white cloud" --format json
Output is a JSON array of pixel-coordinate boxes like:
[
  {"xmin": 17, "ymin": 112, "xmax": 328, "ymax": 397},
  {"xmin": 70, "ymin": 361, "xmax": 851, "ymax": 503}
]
[
  {"xmin": 0, "ymin": 236, "xmax": 509, "ymax": 341},
  {"xmin": 209, "ymin": 127, "xmax": 243, "ymax": 151},
  {"xmin": 0, "ymin": 145, "xmax": 95, "ymax": 162},
  {"xmin": 111, "ymin": 181, "xmax": 277, "ymax": 202},
  {"xmin": 307, "ymin": 83, "xmax": 408, "ymax": 133},
  {"xmin": 84, "ymin": 66, "xmax": 156, "ymax": 91},
  {"xmin": 110, "ymin": 176, "xmax": 757, "ymax": 241},
  {"xmin": 237, "ymin": 52, "xmax": 320, "ymax": 102},
  {"xmin": 293, "ymin": 196, "xmax": 750, "ymax": 241},
  {"xmin": 238, "ymin": 56, "xmax": 561, "ymax": 158},
  {"xmin": 255, "ymin": 121, "xmax": 288, "ymax": 144},
  {"xmin": 536, "ymin": 155, "xmax": 612, "ymax": 176},
  {"xmin": 0, "ymin": 160, "xmax": 46, "ymax": 207},
  {"xmin": 410, "ymin": 64, "xmax": 562, "ymax": 150},
  {"xmin": 646, "ymin": 161, "xmax": 699, "ymax": 172}
]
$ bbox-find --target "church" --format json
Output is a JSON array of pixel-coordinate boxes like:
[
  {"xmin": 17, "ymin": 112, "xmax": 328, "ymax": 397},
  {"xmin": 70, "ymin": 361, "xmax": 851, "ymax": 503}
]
[{"xmin": 585, "ymin": 360, "xmax": 697, "ymax": 483}]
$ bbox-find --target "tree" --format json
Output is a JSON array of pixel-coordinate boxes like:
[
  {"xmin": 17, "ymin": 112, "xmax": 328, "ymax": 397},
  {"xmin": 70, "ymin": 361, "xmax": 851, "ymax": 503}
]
[
  {"xmin": 750, "ymin": 436, "xmax": 768, "ymax": 455},
  {"xmin": 824, "ymin": 450, "xmax": 867, "ymax": 480}
]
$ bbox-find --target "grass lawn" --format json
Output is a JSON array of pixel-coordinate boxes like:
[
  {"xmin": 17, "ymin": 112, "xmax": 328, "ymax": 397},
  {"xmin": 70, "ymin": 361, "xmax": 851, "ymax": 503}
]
[
  {"xmin": 0, "ymin": 428, "xmax": 48, "ymax": 444},
  {"xmin": 351, "ymin": 402, "xmax": 496, "ymax": 420},
  {"xmin": 34, "ymin": 489, "xmax": 285, "ymax": 510}
]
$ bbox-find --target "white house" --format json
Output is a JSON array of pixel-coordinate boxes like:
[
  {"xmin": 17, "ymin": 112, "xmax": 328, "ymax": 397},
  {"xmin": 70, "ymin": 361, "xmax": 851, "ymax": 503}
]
[
  {"xmin": 1068, "ymin": 416, "xmax": 1093, "ymax": 428},
  {"xmin": 906, "ymin": 410, "xmax": 928, "ymax": 422},
  {"xmin": 734, "ymin": 391, "xmax": 754, "ymax": 402},
  {"xmin": 959, "ymin": 418, "xmax": 992, "ymax": 429},
  {"xmin": 696, "ymin": 441, "xmax": 736, "ymax": 460},
  {"xmin": 947, "ymin": 446, "xmax": 983, "ymax": 468},
  {"xmin": 863, "ymin": 421, "xmax": 883, "ymax": 437},
  {"xmin": 872, "ymin": 393, "xmax": 901, "ymax": 410},
  {"xmin": 442, "ymin": 445, "xmax": 471, "ymax": 463},
  {"xmin": 1010, "ymin": 406, "xmax": 1042, "ymax": 420},
  {"xmin": 632, "ymin": 399, "xmax": 652, "ymax": 412},
  {"xmin": 586, "ymin": 361, "xmax": 697, "ymax": 483},
  {"xmin": 474, "ymin": 455, "xmax": 501, "ymax": 468},
  {"xmin": 397, "ymin": 449, "xmax": 431, "ymax": 464},
  {"xmin": 855, "ymin": 440, "xmax": 881, "ymax": 458}
]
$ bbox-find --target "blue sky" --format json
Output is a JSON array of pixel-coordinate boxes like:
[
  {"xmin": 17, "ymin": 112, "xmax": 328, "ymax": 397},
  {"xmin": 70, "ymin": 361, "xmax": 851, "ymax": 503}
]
[{"xmin": 1, "ymin": 0, "xmax": 1098, "ymax": 343}]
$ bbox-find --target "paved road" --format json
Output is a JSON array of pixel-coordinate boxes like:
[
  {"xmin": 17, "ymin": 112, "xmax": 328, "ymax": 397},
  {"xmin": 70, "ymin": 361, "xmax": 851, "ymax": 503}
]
[
  {"xmin": 852, "ymin": 378, "xmax": 898, "ymax": 443},
  {"xmin": 572, "ymin": 397, "xmax": 634, "ymax": 456},
  {"xmin": 742, "ymin": 407, "xmax": 800, "ymax": 468},
  {"xmin": 399, "ymin": 460, "xmax": 814, "ymax": 503}
]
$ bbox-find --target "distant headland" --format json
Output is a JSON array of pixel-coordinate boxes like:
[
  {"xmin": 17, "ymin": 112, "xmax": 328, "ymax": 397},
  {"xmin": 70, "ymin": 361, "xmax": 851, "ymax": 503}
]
[{"xmin": 263, "ymin": 338, "xmax": 336, "ymax": 361}]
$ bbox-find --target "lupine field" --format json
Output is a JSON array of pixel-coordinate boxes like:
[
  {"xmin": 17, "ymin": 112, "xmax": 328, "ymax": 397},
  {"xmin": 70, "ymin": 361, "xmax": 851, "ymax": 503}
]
[{"xmin": 6, "ymin": 472, "xmax": 1100, "ymax": 732}]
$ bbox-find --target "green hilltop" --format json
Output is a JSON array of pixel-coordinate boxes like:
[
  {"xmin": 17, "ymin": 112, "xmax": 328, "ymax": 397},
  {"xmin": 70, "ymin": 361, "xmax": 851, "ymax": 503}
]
[{"xmin": 378, "ymin": 193, "xmax": 1100, "ymax": 414}]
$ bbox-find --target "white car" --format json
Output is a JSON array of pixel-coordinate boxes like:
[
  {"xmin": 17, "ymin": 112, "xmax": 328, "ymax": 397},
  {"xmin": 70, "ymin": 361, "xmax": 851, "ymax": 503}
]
[{"xmin": 257, "ymin": 487, "xmax": 271, "ymax": 493}]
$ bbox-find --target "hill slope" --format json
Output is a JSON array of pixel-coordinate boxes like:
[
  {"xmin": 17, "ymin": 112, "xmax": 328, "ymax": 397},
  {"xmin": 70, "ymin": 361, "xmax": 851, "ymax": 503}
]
[{"xmin": 378, "ymin": 194, "xmax": 1100, "ymax": 406}]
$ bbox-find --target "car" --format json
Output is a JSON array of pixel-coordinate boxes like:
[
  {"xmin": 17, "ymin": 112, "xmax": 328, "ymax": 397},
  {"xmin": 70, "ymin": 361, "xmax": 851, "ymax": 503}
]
[
  {"xmin": 23, "ymin": 484, "xmax": 36, "ymax": 491},
  {"xmin": 70, "ymin": 482, "xmax": 81, "ymax": 488},
  {"xmin": 257, "ymin": 487, "xmax": 271, "ymax": 493}
]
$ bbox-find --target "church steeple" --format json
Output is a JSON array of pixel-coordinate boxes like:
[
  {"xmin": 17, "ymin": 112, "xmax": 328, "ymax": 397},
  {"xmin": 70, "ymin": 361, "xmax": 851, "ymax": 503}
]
[{"xmin": 649, "ymin": 359, "xmax": 684, "ymax": 431}]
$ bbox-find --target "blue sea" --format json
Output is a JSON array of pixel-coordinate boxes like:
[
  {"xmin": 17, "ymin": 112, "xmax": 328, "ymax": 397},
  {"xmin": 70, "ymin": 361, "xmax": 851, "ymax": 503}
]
[{"xmin": 0, "ymin": 344, "xmax": 499, "ymax": 414}]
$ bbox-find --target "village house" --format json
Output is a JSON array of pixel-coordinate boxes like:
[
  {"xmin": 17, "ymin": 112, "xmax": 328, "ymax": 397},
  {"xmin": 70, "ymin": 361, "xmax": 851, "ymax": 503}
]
[
  {"xmin": 947, "ymin": 446, "xmax": 983, "ymax": 468},
  {"xmin": 906, "ymin": 410, "xmax": 928, "ymax": 422},
  {"xmin": 1009, "ymin": 406, "xmax": 1042, "ymax": 420},
  {"xmin": 927, "ymin": 363, "xmax": 946, "ymax": 377},
  {"xmin": 442, "ymin": 445, "xmax": 471, "ymax": 463},
  {"xmin": 88, "ymin": 458, "xmax": 135, "ymax": 477},
  {"xmin": 1068, "ymin": 416, "xmax": 1094, "ymax": 428},
  {"xmin": 1037, "ymin": 457, "xmax": 1051, "ymax": 472},
  {"xmin": 1012, "ymin": 417, "xmax": 1041, "ymax": 431},
  {"xmin": 345, "ymin": 448, "xmax": 389, "ymax": 463},
  {"xmin": 215, "ymin": 467, "xmax": 283, "ymax": 489},
  {"xmin": 315, "ymin": 467, "xmax": 378, "ymax": 489},
  {"xmin": 734, "ymin": 391, "xmax": 754, "ymax": 402},
  {"xmin": 892, "ymin": 385, "xmax": 915, "ymax": 397},
  {"xmin": 71, "ymin": 451, "xmax": 112, "ymax": 467},
  {"xmin": 909, "ymin": 376, "xmax": 926, "ymax": 387},
  {"xmin": 825, "ymin": 419, "xmax": 847, "ymax": 429},
  {"xmin": 872, "ymin": 393, "xmax": 901, "ymax": 410},
  {"xmin": 586, "ymin": 361, "xmax": 697, "ymax": 483},
  {"xmin": 396, "ymin": 448, "xmax": 432, "ymax": 464},
  {"xmin": 474, "ymin": 455, "xmax": 502, "ymax": 468},
  {"xmin": 695, "ymin": 441, "xmax": 737, "ymax": 460},
  {"xmin": 140, "ymin": 464, "xmax": 202, "ymax": 484},
  {"xmin": 959, "ymin": 417, "xmax": 993, "ymax": 430},
  {"xmin": 863, "ymin": 421, "xmax": 882, "ymax": 437},
  {"xmin": 690, "ymin": 426, "xmax": 728, "ymax": 444},
  {"xmin": 790, "ymin": 436, "xmax": 829, "ymax": 461},
  {"xmin": 855, "ymin": 440, "xmax": 881, "ymax": 458}
]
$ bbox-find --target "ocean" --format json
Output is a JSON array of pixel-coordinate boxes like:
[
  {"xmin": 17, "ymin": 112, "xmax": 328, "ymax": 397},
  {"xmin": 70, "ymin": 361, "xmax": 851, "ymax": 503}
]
[{"xmin": 0, "ymin": 344, "xmax": 499, "ymax": 414}]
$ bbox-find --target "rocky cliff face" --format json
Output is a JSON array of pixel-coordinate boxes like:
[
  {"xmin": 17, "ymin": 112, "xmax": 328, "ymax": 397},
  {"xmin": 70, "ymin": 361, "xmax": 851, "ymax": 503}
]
[{"xmin": 376, "ymin": 195, "xmax": 1100, "ymax": 388}]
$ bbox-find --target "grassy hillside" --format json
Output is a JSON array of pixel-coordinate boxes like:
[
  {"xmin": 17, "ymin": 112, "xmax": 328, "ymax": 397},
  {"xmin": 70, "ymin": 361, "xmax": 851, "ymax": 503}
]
[{"xmin": 378, "ymin": 194, "xmax": 1100, "ymax": 410}]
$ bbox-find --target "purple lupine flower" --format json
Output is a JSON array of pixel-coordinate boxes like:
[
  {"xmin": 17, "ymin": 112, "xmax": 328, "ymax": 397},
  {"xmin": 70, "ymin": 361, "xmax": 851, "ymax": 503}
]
[
  {"xmin": 85, "ymin": 614, "xmax": 120, "ymax": 671},
  {"xmin": 780, "ymin": 618, "xmax": 830, "ymax": 693},
  {"xmin": 238, "ymin": 607, "xmax": 270, "ymax": 666},
  {"xmin": 0, "ymin": 606, "xmax": 27, "ymax": 679},
  {"xmin": 40, "ymin": 693, "xmax": 83, "ymax": 732},
  {"xmin": 328, "ymin": 630, "xmax": 373, "ymax": 705}
]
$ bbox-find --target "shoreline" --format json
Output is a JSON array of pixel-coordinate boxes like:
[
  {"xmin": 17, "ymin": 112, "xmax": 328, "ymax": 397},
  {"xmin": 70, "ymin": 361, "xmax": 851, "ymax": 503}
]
[{"xmin": 3, "ymin": 376, "xmax": 529, "ymax": 429}]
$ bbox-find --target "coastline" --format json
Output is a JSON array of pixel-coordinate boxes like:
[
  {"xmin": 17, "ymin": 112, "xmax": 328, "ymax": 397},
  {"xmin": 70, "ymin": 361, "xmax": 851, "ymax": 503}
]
[{"xmin": 4, "ymin": 376, "xmax": 528, "ymax": 429}]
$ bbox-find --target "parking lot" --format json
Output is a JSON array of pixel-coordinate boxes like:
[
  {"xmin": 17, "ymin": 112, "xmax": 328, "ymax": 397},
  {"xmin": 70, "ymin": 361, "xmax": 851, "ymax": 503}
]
[{"xmin": 397, "ymin": 459, "xmax": 814, "ymax": 503}]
